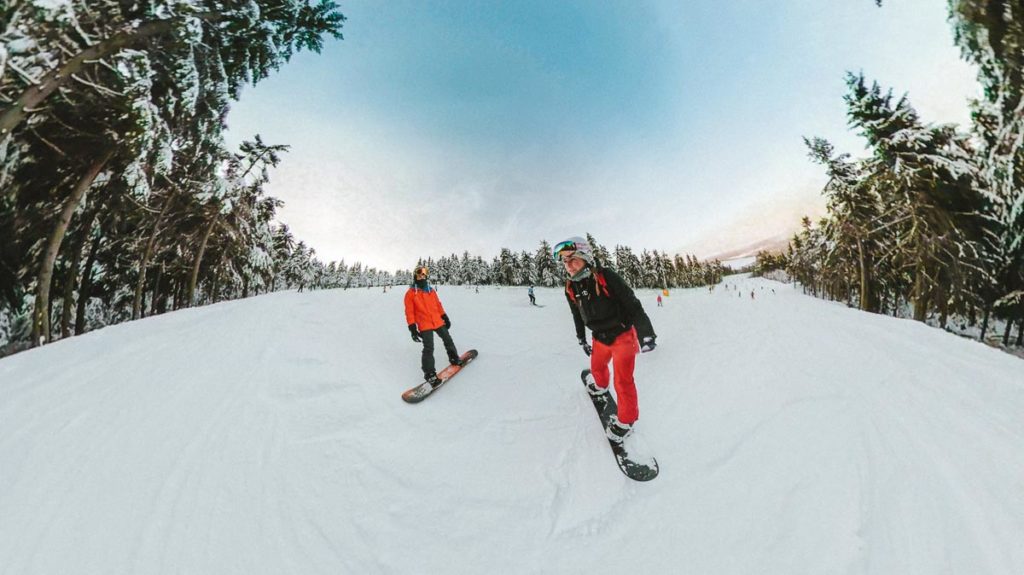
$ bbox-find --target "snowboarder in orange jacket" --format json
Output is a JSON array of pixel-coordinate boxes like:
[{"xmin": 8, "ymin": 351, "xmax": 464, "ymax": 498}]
[{"xmin": 405, "ymin": 265, "xmax": 463, "ymax": 387}]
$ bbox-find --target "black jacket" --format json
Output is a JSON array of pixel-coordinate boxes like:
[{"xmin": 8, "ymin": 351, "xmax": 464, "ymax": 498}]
[{"xmin": 564, "ymin": 267, "xmax": 655, "ymax": 345}]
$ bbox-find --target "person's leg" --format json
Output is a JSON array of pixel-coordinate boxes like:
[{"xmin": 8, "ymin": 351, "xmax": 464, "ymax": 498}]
[
  {"xmin": 436, "ymin": 326, "xmax": 459, "ymax": 361},
  {"xmin": 420, "ymin": 330, "xmax": 436, "ymax": 377},
  {"xmin": 610, "ymin": 328, "xmax": 640, "ymax": 424},
  {"xmin": 590, "ymin": 338, "xmax": 613, "ymax": 390}
]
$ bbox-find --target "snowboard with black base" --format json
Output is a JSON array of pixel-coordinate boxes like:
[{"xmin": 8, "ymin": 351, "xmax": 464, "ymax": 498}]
[
  {"xmin": 402, "ymin": 349, "xmax": 478, "ymax": 404},
  {"xmin": 581, "ymin": 369, "xmax": 659, "ymax": 481}
]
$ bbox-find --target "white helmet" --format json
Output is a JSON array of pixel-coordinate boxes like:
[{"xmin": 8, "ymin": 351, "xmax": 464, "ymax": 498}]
[{"xmin": 553, "ymin": 236, "xmax": 595, "ymax": 267}]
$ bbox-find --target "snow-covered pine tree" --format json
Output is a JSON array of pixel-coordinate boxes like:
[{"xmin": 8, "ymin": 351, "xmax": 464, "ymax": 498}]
[
  {"xmin": 657, "ymin": 251, "xmax": 675, "ymax": 289},
  {"xmin": 640, "ymin": 250, "xmax": 658, "ymax": 288},
  {"xmin": 535, "ymin": 240, "xmax": 561, "ymax": 287},
  {"xmin": 614, "ymin": 245, "xmax": 642, "ymax": 287},
  {"xmin": 1, "ymin": 0, "xmax": 346, "ymax": 348},
  {"xmin": 804, "ymin": 136, "xmax": 885, "ymax": 311},
  {"xmin": 496, "ymin": 248, "xmax": 516, "ymax": 285},
  {"xmin": 515, "ymin": 250, "xmax": 536, "ymax": 286},
  {"xmin": 673, "ymin": 254, "xmax": 689, "ymax": 287},
  {"xmin": 844, "ymin": 72, "xmax": 987, "ymax": 322},
  {"xmin": 948, "ymin": 0, "xmax": 1024, "ymax": 339},
  {"xmin": 586, "ymin": 233, "xmax": 613, "ymax": 269}
]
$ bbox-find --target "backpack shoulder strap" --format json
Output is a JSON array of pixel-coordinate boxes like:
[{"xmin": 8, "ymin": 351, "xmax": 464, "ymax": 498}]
[
  {"xmin": 594, "ymin": 270, "xmax": 611, "ymax": 298},
  {"xmin": 565, "ymin": 280, "xmax": 576, "ymax": 303}
]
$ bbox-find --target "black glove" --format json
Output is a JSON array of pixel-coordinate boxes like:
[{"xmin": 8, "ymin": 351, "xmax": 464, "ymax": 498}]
[
  {"xmin": 409, "ymin": 324, "xmax": 421, "ymax": 342},
  {"xmin": 442, "ymin": 314, "xmax": 451, "ymax": 330},
  {"xmin": 640, "ymin": 335, "xmax": 657, "ymax": 353},
  {"xmin": 578, "ymin": 337, "xmax": 592, "ymax": 357}
]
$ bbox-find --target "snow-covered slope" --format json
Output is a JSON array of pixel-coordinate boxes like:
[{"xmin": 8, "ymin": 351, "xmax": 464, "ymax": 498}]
[{"xmin": 2, "ymin": 277, "xmax": 1023, "ymax": 574}]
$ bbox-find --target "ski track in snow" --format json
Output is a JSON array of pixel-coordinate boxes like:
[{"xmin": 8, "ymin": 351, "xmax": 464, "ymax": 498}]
[{"xmin": 1, "ymin": 277, "xmax": 1023, "ymax": 574}]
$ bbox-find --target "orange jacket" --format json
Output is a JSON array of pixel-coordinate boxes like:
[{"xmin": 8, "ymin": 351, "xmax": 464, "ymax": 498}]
[{"xmin": 404, "ymin": 285, "xmax": 447, "ymax": 331}]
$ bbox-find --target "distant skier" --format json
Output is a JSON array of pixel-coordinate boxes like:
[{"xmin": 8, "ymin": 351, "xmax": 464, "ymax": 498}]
[
  {"xmin": 656, "ymin": 294, "xmax": 663, "ymax": 307},
  {"xmin": 554, "ymin": 237, "xmax": 656, "ymax": 443},
  {"xmin": 405, "ymin": 265, "xmax": 463, "ymax": 388},
  {"xmin": 528, "ymin": 285, "xmax": 537, "ymax": 306}
]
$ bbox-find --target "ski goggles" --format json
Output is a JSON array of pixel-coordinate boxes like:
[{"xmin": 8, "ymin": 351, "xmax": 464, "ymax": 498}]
[
  {"xmin": 414, "ymin": 266, "xmax": 429, "ymax": 277},
  {"xmin": 552, "ymin": 240, "xmax": 578, "ymax": 262}
]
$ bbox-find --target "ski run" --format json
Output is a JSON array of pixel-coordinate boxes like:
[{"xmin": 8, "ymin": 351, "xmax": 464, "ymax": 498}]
[{"xmin": 1, "ymin": 275, "xmax": 1023, "ymax": 574}]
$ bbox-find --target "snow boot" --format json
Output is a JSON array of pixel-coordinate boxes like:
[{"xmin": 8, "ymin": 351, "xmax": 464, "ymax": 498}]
[
  {"xmin": 449, "ymin": 356, "xmax": 465, "ymax": 367},
  {"xmin": 582, "ymin": 372, "xmax": 609, "ymax": 397},
  {"xmin": 425, "ymin": 372, "xmax": 442, "ymax": 388},
  {"xmin": 606, "ymin": 415, "xmax": 633, "ymax": 443}
]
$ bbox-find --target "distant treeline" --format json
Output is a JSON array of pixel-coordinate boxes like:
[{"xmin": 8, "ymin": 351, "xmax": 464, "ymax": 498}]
[{"xmin": 406, "ymin": 234, "xmax": 724, "ymax": 289}]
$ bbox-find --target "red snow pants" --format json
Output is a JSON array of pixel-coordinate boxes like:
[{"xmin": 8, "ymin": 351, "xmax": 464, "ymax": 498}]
[{"xmin": 590, "ymin": 327, "xmax": 641, "ymax": 424}]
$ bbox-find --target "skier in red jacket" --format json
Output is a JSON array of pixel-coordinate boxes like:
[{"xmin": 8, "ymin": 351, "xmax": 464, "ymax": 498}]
[
  {"xmin": 555, "ymin": 237, "xmax": 656, "ymax": 443},
  {"xmin": 405, "ymin": 265, "xmax": 463, "ymax": 387}
]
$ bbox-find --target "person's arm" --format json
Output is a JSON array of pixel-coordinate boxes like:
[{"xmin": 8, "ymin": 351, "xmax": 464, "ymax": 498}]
[
  {"xmin": 563, "ymin": 286, "xmax": 585, "ymax": 340},
  {"xmin": 602, "ymin": 269, "xmax": 656, "ymax": 342},
  {"xmin": 404, "ymin": 289, "xmax": 422, "ymax": 341},
  {"xmin": 432, "ymin": 291, "xmax": 451, "ymax": 329},
  {"xmin": 434, "ymin": 290, "xmax": 447, "ymax": 317},
  {"xmin": 404, "ymin": 289, "xmax": 416, "ymax": 327}
]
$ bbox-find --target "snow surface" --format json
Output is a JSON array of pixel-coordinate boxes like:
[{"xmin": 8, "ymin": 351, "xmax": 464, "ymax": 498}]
[{"xmin": 2, "ymin": 276, "xmax": 1023, "ymax": 574}]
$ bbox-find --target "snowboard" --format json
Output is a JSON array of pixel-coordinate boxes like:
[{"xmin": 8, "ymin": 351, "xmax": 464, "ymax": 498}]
[
  {"xmin": 402, "ymin": 349, "xmax": 479, "ymax": 404},
  {"xmin": 581, "ymin": 369, "xmax": 659, "ymax": 481}
]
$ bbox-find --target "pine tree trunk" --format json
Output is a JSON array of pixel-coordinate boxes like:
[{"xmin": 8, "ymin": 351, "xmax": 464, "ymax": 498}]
[
  {"xmin": 980, "ymin": 307, "xmax": 991, "ymax": 341},
  {"xmin": 59, "ymin": 232, "xmax": 86, "ymax": 338},
  {"xmin": 133, "ymin": 194, "xmax": 173, "ymax": 320},
  {"xmin": 210, "ymin": 271, "xmax": 220, "ymax": 303},
  {"xmin": 856, "ymin": 238, "xmax": 876, "ymax": 312},
  {"xmin": 186, "ymin": 213, "xmax": 219, "ymax": 307},
  {"xmin": 149, "ymin": 263, "xmax": 163, "ymax": 316},
  {"xmin": 214, "ymin": 254, "xmax": 229, "ymax": 302},
  {"xmin": 30, "ymin": 152, "xmax": 111, "ymax": 346},
  {"xmin": 1003, "ymin": 317, "xmax": 1013, "ymax": 346},
  {"xmin": 912, "ymin": 260, "xmax": 928, "ymax": 322},
  {"xmin": 173, "ymin": 280, "xmax": 183, "ymax": 311},
  {"xmin": 1016, "ymin": 317, "xmax": 1023, "ymax": 346},
  {"xmin": 61, "ymin": 205, "xmax": 105, "ymax": 338},
  {"xmin": 75, "ymin": 234, "xmax": 102, "ymax": 335},
  {"xmin": 154, "ymin": 270, "xmax": 169, "ymax": 314}
]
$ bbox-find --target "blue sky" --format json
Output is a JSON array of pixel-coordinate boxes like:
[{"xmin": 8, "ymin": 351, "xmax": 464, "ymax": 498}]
[{"xmin": 225, "ymin": 0, "xmax": 979, "ymax": 271}]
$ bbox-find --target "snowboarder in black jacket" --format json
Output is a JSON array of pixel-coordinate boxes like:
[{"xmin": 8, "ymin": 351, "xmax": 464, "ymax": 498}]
[{"xmin": 554, "ymin": 236, "xmax": 656, "ymax": 442}]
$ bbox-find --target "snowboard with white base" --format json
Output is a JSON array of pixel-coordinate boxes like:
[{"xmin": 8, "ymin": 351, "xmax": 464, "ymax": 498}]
[{"xmin": 581, "ymin": 369, "xmax": 659, "ymax": 481}]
